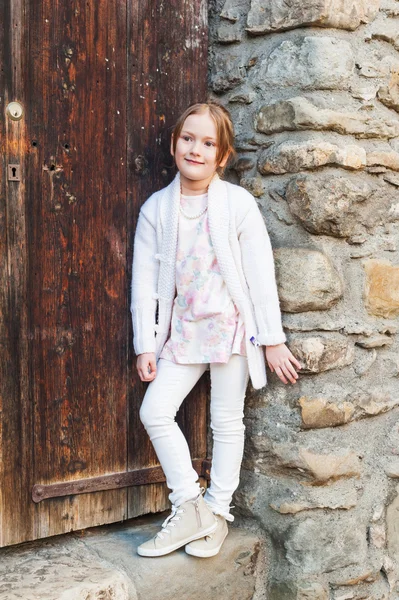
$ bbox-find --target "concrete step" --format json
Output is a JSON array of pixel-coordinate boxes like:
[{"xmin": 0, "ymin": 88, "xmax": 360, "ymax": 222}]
[{"xmin": 0, "ymin": 511, "xmax": 266, "ymax": 600}]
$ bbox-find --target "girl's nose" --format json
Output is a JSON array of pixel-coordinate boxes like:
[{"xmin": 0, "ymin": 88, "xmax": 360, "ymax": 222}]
[{"xmin": 190, "ymin": 142, "xmax": 201, "ymax": 155}]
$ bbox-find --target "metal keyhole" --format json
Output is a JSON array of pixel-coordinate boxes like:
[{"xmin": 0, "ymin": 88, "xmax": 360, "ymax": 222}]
[
  {"xmin": 8, "ymin": 164, "xmax": 21, "ymax": 181},
  {"xmin": 6, "ymin": 101, "xmax": 24, "ymax": 121}
]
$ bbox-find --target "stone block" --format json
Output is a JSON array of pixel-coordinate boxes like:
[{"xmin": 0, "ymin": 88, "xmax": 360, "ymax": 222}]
[
  {"xmin": 269, "ymin": 579, "xmax": 329, "ymax": 600},
  {"xmin": 256, "ymin": 37, "xmax": 354, "ymax": 89},
  {"xmin": 218, "ymin": 21, "xmax": 243, "ymax": 43},
  {"xmin": 284, "ymin": 174, "xmax": 394, "ymax": 240},
  {"xmin": 255, "ymin": 96, "xmax": 399, "ymax": 138},
  {"xmin": 299, "ymin": 397, "xmax": 355, "ymax": 428},
  {"xmin": 355, "ymin": 334, "xmax": 393, "ymax": 348},
  {"xmin": 274, "ymin": 248, "xmax": 343, "ymax": 312},
  {"xmin": 299, "ymin": 391, "xmax": 399, "ymax": 428},
  {"xmin": 284, "ymin": 515, "xmax": 367, "ymax": 574},
  {"xmin": 378, "ymin": 71, "xmax": 399, "ymax": 113},
  {"xmin": 387, "ymin": 484, "xmax": 399, "ymax": 561},
  {"xmin": 270, "ymin": 479, "xmax": 358, "ymax": 514},
  {"xmin": 211, "ymin": 53, "xmax": 248, "ymax": 92},
  {"xmin": 270, "ymin": 443, "xmax": 361, "ymax": 483},
  {"xmin": 220, "ymin": 0, "xmax": 245, "ymax": 22},
  {"xmin": 258, "ymin": 141, "xmax": 366, "ymax": 175},
  {"xmin": 369, "ymin": 523, "xmax": 386, "ymax": 548},
  {"xmin": 364, "ymin": 259, "xmax": 399, "ymax": 318},
  {"xmin": 289, "ymin": 334, "xmax": 355, "ymax": 373},
  {"xmin": 367, "ymin": 149, "xmax": 399, "ymax": 171},
  {"xmin": 246, "ymin": 0, "xmax": 380, "ymax": 34},
  {"xmin": 371, "ymin": 18, "xmax": 399, "ymax": 51},
  {"xmin": 239, "ymin": 176, "xmax": 264, "ymax": 197},
  {"xmin": 386, "ymin": 460, "xmax": 399, "ymax": 478}
]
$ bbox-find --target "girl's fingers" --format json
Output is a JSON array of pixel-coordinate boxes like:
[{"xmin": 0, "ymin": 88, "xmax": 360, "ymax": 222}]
[
  {"xmin": 275, "ymin": 361, "xmax": 298, "ymax": 384},
  {"xmin": 285, "ymin": 360, "xmax": 299, "ymax": 381},
  {"xmin": 280, "ymin": 362, "xmax": 297, "ymax": 384},
  {"xmin": 290, "ymin": 355, "xmax": 302, "ymax": 370},
  {"xmin": 274, "ymin": 365, "xmax": 288, "ymax": 384}
]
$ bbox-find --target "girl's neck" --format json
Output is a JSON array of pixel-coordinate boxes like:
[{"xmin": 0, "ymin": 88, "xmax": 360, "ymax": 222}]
[{"xmin": 179, "ymin": 172, "xmax": 215, "ymax": 196}]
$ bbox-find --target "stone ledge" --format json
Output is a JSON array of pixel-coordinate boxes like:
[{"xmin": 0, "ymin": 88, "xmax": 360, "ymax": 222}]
[{"xmin": 0, "ymin": 512, "xmax": 265, "ymax": 600}]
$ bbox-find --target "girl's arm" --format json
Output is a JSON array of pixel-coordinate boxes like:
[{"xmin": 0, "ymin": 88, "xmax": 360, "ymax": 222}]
[
  {"xmin": 238, "ymin": 199, "xmax": 302, "ymax": 384},
  {"xmin": 131, "ymin": 206, "xmax": 159, "ymax": 356},
  {"xmin": 237, "ymin": 199, "xmax": 286, "ymax": 346}
]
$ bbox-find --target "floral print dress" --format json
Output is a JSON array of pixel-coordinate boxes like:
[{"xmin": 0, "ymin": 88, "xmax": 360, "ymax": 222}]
[{"xmin": 160, "ymin": 192, "xmax": 247, "ymax": 364}]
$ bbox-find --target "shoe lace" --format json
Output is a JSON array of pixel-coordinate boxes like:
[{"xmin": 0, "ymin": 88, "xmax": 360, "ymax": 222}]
[{"xmin": 156, "ymin": 505, "xmax": 185, "ymax": 540}]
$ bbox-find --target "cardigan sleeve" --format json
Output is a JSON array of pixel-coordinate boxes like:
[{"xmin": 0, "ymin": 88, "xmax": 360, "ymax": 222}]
[
  {"xmin": 130, "ymin": 206, "xmax": 159, "ymax": 355},
  {"xmin": 237, "ymin": 199, "xmax": 286, "ymax": 347}
]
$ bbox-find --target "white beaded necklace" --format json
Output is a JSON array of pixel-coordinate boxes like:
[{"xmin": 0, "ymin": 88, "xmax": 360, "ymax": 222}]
[{"xmin": 179, "ymin": 189, "xmax": 208, "ymax": 220}]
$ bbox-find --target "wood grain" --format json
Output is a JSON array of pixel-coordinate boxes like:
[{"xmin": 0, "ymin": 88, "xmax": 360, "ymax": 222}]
[{"xmin": 0, "ymin": 0, "xmax": 209, "ymax": 547}]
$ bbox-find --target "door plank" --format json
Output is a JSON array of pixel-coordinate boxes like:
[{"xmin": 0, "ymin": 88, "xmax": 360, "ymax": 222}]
[
  {"xmin": 27, "ymin": 0, "xmax": 129, "ymax": 542},
  {"xmin": 0, "ymin": 0, "xmax": 33, "ymax": 547},
  {"xmin": 126, "ymin": 0, "xmax": 209, "ymax": 518}
]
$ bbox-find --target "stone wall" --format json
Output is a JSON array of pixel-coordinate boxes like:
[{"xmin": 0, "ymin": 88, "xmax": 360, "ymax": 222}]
[{"xmin": 208, "ymin": 1, "xmax": 399, "ymax": 598}]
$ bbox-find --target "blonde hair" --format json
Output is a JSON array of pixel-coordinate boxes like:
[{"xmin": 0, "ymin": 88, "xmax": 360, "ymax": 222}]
[{"xmin": 171, "ymin": 101, "xmax": 236, "ymax": 175}]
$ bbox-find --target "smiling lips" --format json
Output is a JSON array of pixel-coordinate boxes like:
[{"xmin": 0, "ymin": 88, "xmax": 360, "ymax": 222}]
[{"xmin": 185, "ymin": 158, "xmax": 204, "ymax": 165}]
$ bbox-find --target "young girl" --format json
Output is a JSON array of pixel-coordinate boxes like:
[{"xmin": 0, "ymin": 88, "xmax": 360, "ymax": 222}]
[{"xmin": 131, "ymin": 101, "xmax": 301, "ymax": 558}]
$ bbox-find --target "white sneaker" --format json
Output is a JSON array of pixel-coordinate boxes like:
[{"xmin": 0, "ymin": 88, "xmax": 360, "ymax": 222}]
[
  {"xmin": 185, "ymin": 514, "xmax": 228, "ymax": 557},
  {"xmin": 137, "ymin": 489, "xmax": 218, "ymax": 557}
]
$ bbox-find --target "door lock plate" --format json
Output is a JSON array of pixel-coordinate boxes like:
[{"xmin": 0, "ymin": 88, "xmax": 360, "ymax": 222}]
[{"xmin": 8, "ymin": 164, "xmax": 21, "ymax": 181}]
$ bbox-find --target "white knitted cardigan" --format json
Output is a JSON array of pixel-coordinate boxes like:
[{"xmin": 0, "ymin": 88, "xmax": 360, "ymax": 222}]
[{"xmin": 130, "ymin": 171, "xmax": 286, "ymax": 390}]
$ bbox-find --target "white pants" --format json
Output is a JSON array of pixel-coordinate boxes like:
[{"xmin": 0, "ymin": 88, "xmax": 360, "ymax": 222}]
[{"xmin": 139, "ymin": 354, "xmax": 249, "ymax": 522}]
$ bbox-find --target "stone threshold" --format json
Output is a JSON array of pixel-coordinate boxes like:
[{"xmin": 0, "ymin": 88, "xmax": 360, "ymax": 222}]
[{"xmin": 0, "ymin": 511, "xmax": 267, "ymax": 600}]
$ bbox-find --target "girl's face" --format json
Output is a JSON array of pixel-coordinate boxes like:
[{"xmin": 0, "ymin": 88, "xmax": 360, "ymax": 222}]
[{"xmin": 171, "ymin": 111, "xmax": 229, "ymax": 189}]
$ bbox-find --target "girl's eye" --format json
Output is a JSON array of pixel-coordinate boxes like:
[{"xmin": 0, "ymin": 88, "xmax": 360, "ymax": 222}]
[
  {"xmin": 182, "ymin": 135, "xmax": 191, "ymax": 141},
  {"xmin": 205, "ymin": 141, "xmax": 215, "ymax": 147}
]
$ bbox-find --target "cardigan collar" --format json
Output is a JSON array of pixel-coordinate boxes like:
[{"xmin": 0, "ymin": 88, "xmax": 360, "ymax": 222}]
[{"xmin": 157, "ymin": 171, "xmax": 245, "ymax": 313}]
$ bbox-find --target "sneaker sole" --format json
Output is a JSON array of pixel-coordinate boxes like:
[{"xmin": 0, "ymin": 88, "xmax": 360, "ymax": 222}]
[
  {"xmin": 184, "ymin": 528, "xmax": 228, "ymax": 558},
  {"xmin": 137, "ymin": 520, "xmax": 218, "ymax": 557}
]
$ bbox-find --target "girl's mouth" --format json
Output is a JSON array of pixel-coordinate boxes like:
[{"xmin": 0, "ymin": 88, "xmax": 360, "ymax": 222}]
[{"xmin": 185, "ymin": 158, "xmax": 204, "ymax": 165}]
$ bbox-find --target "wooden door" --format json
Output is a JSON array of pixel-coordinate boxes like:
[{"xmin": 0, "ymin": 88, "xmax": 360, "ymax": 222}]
[{"xmin": 0, "ymin": 0, "xmax": 209, "ymax": 548}]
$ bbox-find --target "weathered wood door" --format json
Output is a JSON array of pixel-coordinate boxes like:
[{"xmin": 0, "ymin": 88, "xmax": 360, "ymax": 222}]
[{"xmin": 0, "ymin": 0, "xmax": 208, "ymax": 548}]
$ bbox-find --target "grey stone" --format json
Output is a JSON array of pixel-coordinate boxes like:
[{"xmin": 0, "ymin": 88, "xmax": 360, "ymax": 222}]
[
  {"xmin": 367, "ymin": 148, "xmax": 399, "ymax": 171},
  {"xmin": 269, "ymin": 443, "xmax": 361, "ymax": 483},
  {"xmin": 299, "ymin": 390, "xmax": 399, "ymax": 429},
  {"xmin": 355, "ymin": 334, "xmax": 394, "ymax": 348},
  {"xmin": 255, "ymin": 96, "xmax": 399, "ymax": 139},
  {"xmin": 220, "ymin": 0, "xmax": 248, "ymax": 22},
  {"xmin": 368, "ymin": 523, "xmax": 386, "ymax": 548},
  {"xmin": 284, "ymin": 515, "xmax": 367, "ymax": 574},
  {"xmin": 378, "ymin": 71, "xmax": 399, "ymax": 113},
  {"xmin": 384, "ymin": 171, "xmax": 399, "ymax": 186},
  {"xmin": 387, "ymin": 484, "xmax": 399, "ymax": 561},
  {"xmin": 269, "ymin": 579, "xmax": 329, "ymax": 600},
  {"xmin": 288, "ymin": 334, "xmax": 355, "ymax": 373},
  {"xmin": 371, "ymin": 18, "xmax": 399, "ymax": 51},
  {"xmin": 0, "ymin": 535, "xmax": 132, "ymax": 600},
  {"xmin": 228, "ymin": 85, "xmax": 257, "ymax": 103},
  {"xmin": 211, "ymin": 53, "xmax": 249, "ymax": 92},
  {"xmin": 258, "ymin": 141, "xmax": 366, "ymax": 175},
  {"xmin": 284, "ymin": 174, "xmax": 390, "ymax": 240},
  {"xmin": 0, "ymin": 513, "xmax": 263, "ymax": 600},
  {"xmin": 274, "ymin": 248, "xmax": 343, "ymax": 312},
  {"xmin": 270, "ymin": 479, "xmax": 358, "ymax": 514},
  {"xmin": 246, "ymin": 0, "xmax": 380, "ymax": 34},
  {"xmin": 256, "ymin": 37, "xmax": 354, "ymax": 90},
  {"xmin": 240, "ymin": 176, "xmax": 265, "ymax": 197},
  {"xmin": 385, "ymin": 460, "xmax": 399, "ymax": 477},
  {"xmin": 218, "ymin": 21, "xmax": 243, "ymax": 43}
]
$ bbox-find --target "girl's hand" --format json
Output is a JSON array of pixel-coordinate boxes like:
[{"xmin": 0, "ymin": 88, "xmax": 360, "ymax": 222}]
[
  {"xmin": 136, "ymin": 352, "xmax": 157, "ymax": 382},
  {"xmin": 265, "ymin": 343, "xmax": 302, "ymax": 385}
]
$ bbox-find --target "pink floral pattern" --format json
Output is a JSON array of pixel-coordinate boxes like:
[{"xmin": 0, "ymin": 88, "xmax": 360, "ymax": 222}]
[{"xmin": 160, "ymin": 193, "xmax": 247, "ymax": 364}]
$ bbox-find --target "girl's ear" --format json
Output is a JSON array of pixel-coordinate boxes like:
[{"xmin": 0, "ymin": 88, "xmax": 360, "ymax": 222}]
[
  {"xmin": 170, "ymin": 133, "xmax": 174, "ymax": 157},
  {"xmin": 218, "ymin": 151, "xmax": 231, "ymax": 169}
]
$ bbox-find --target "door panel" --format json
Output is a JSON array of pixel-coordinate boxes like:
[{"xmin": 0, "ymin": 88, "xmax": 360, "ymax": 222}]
[{"xmin": 0, "ymin": 0, "xmax": 208, "ymax": 547}]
